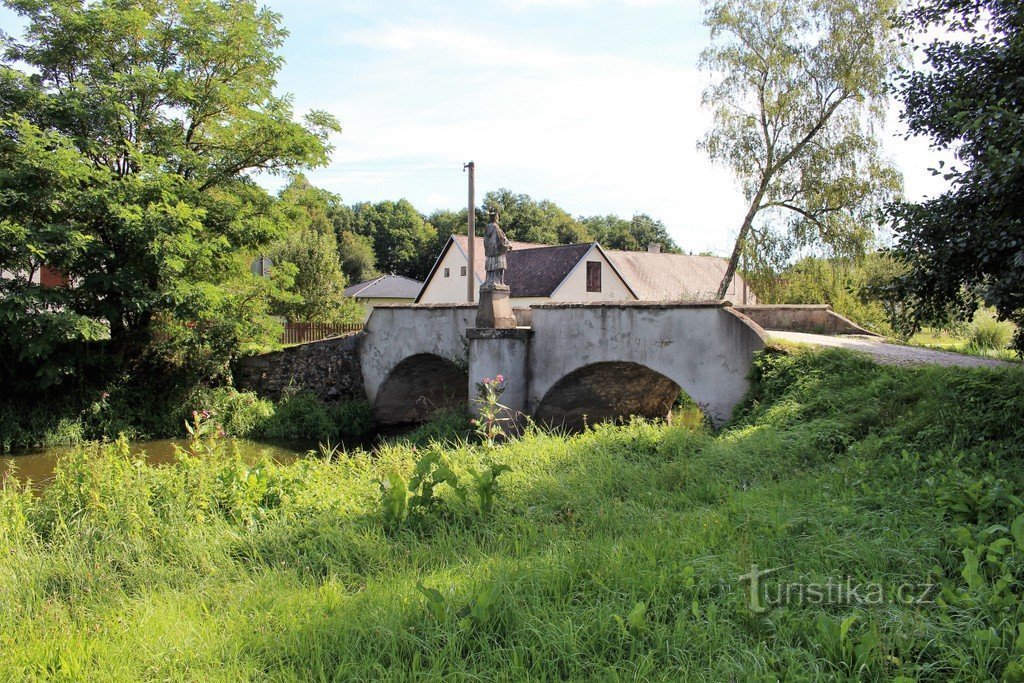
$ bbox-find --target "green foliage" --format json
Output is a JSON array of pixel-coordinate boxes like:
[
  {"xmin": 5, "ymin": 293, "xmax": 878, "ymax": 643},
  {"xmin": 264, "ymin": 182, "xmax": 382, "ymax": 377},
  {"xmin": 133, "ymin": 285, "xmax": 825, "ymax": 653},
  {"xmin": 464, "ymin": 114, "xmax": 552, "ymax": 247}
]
[
  {"xmin": 887, "ymin": 0, "xmax": 1024, "ymax": 353},
  {"xmin": 760, "ymin": 253, "xmax": 908, "ymax": 335},
  {"xmin": 378, "ymin": 447, "xmax": 509, "ymax": 528},
  {"xmin": 700, "ymin": 0, "xmax": 904, "ymax": 297},
  {"xmin": 581, "ymin": 214, "xmax": 681, "ymax": 253},
  {"xmin": 254, "ymin": 392, "xmax": 374, "ymax": 443},
  {"xmin": 268, "ymin": 227, "xmax": 359, "ymax": 324},
  {"xmin": 0, "ymin": 0, "xmax": 339, "ymax": 394},
  {"xmin": 389, "ymin": 408, "xmax": 473, "ymax": 448},
  {"xmin": 351, "ymin": 199, "xmax": 439, "ymax": 280},
  {"xmin": 480, "ymin": 188, "xmax": 591, "ymax": 244},
  {"xmin": 337, "ymin": 230, "xmax": 379, "ymax": 284},
  {"xmin": 471, "ymin": 375, "xmax": 511, "ymax": 447},
  {"xmin": 2, "ymin": 350, "xmax": 1024, "ymax": 678},
  {"xmin": 967, "ymin": 311, "xmax": 1015, "ymax": 352},
  {"xmin": 466, "ymin": 463, "xmax": 511, "ymax": 515},
  {"xmin": 267, "ymin": 176, "xmax": 363, "ymax": 323}
]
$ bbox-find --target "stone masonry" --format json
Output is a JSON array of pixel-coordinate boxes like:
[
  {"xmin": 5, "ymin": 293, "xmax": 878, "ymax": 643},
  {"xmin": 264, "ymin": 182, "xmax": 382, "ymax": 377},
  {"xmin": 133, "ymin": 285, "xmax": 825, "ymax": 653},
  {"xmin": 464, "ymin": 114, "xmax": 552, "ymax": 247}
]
[{"xmin": 234, "ymin": 332, "xmax": 366, "ymax": 402}]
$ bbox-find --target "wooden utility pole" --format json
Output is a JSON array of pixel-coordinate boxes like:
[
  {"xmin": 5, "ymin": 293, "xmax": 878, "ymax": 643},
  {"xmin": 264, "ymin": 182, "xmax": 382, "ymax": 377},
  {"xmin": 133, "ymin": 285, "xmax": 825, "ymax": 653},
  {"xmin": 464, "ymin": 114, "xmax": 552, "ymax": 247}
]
[{"xmin": 464, "ymin": 161, "xmax": 476, "ymax": 302}]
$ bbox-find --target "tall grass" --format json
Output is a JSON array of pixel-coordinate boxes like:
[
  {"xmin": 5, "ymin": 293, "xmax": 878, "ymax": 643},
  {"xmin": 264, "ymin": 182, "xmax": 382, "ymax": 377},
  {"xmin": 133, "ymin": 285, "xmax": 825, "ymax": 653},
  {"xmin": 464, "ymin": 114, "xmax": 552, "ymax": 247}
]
[{"xmin": 2, "ymin": 348, "xmax": 1024, "ymax": 680}]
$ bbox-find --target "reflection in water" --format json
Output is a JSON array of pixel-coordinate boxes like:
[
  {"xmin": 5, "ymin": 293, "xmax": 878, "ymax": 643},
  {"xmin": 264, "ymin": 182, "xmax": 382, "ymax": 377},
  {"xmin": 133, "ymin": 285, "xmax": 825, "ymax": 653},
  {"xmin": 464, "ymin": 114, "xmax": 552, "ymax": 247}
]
[{"xmin": 0, "ymin": 438, "xmax": 320, "ymax": 487}]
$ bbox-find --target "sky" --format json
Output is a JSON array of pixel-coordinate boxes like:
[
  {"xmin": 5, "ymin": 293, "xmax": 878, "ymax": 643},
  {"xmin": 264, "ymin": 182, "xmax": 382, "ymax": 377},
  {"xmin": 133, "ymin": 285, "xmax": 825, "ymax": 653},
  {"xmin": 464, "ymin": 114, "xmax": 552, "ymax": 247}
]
[{"xmin": 1, "ymin": 0, "xmax": 951, "ymax": 255}]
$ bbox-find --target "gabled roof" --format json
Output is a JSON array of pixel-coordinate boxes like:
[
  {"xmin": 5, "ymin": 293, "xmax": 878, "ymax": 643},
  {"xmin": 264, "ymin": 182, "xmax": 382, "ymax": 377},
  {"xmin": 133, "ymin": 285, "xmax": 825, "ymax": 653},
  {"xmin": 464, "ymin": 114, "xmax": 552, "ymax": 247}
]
[
  {"xmin": 605, "ymin": 250, "xmax": 747, "ymax": 300},
  {"xmin": 506, "ymin": 243, "xmax": 596, "ymax": 297},
  {"xmin": 345, "ymin": 274, "xmax": 423, "ymax": 299},
  {"xmin": 415, "ymin": 234, "xmax": 547, "ymax": 302},
  {"xmin": 451, "ymin": 234, "xmax": 547, "ymax": 284}
]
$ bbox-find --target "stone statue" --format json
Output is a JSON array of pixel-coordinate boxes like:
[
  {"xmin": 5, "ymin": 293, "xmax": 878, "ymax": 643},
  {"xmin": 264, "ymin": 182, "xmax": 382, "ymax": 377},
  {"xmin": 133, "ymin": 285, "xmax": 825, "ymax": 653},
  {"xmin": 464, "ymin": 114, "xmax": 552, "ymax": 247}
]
[
  {"xmin": 483, "ymin": 209, "xmax": 512, "ymax": 287},
  {"xmin": 475, "ymin": 208, "xmax": 517, "ymax": 329}
]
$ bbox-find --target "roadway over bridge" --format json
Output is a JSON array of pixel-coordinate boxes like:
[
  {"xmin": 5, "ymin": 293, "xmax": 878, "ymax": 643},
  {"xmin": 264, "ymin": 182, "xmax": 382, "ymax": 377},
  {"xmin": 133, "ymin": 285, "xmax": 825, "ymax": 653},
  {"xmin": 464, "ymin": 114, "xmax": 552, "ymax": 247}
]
[{"xmin": 360, "ymin": 301, "xmax": 768, "ymax": 428}]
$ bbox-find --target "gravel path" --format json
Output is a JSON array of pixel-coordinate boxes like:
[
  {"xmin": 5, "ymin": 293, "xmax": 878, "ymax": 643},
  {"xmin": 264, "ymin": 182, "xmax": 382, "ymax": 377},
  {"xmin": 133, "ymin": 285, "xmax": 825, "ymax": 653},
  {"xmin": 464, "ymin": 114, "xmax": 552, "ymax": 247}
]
[{"xmin": 766, "ymin": 331, "xmax": 1018, "ymax": 369}]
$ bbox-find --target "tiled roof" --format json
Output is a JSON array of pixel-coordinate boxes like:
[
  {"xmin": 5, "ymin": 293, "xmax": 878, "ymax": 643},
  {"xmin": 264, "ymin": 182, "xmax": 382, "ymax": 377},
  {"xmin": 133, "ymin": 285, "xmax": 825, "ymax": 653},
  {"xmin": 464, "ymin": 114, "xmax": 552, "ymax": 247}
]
[
  {"xmin": 505, "ymin": 243, "xmax": 597, "ymax": 297},
  {"xmin": 344, "ymin": 274, "xmax": 423, "ymax": 299},
  {"xmin": 605, "ymin": 251, "xmax": 751, "ymax": 301},
  {"xmin": 428, "ymin": 234, "xmax": 756, "ymax": 303},
  {"xmin": 451, "ymin": 234, "xmax": 547, "ymax": 284}
]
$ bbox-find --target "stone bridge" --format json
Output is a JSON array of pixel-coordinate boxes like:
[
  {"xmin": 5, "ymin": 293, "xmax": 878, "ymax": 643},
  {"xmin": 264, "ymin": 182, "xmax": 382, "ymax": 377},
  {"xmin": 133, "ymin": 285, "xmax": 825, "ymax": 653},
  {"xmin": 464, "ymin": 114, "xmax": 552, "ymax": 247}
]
[{"xmin": 359, "ymin": 301, "xmax": 767, "ymax": 428}]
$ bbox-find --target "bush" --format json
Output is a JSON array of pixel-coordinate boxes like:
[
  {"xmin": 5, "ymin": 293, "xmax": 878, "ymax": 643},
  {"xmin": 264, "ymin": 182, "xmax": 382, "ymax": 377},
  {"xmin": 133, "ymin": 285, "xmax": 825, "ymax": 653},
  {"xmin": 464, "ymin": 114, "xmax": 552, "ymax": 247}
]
[
  {"xmin": 332, "ymin": 399, "xmax": 375, "ymax": 440},
  {"xmin": 389, "ymin": 408, "xmax": 472, "ymax": 447},
  {"xmin": 967, "ymin": 311, "xmax": 1014, "ymax": 351},
  {"xmin": 254, "ymin": 392, "xmax": 375, "ymax": 444},
  {"xmin": 199, "ymin": 388, "xmax": 275, "ymax": 437}
]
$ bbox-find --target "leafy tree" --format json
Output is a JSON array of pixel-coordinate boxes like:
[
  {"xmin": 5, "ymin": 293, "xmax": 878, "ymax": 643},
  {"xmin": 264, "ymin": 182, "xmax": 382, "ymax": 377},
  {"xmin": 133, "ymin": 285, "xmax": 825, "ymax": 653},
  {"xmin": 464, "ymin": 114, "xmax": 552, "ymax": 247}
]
[
  {"xmin": 275, "ymin": 174, "xmax": 341, "ymax": 236},
  {"xmin": 0, "ymin": 0, "xmax": 338, "ymax": 391},
  {"xmin": 268, "ymin": 229, "xmax": 361, "ymax": 323},
  {"xmin": 337, "ymin": 231, "xmax": 379, "ymax": 284},
  {"xmin": 700, "ymin": 0, "xmax": 904, "ymax": 298},
  {"xmin": 762, "ymin": 253, "xmax": 906, "ymax": 335},
  {"xmin": 481, "ymin": 189, "xmax": 592, "ymax": 244},
  {"xmin": 351, "ymin": 200, "xmax": 437, "ymax": 279},
  {"xmin": 268, "ymin": 177, "xmax": 361, "ymax": 323},
  {"xmin": 427, "ymin": 208, "xmax": 469, "ymax": 240},
  {"xmin": 886, "ymin": 0, "xmax": 1024, "ymax": 352},
  {"xmin": 581, "ymin": 214, "xmax": 681, "ymax": 253}
]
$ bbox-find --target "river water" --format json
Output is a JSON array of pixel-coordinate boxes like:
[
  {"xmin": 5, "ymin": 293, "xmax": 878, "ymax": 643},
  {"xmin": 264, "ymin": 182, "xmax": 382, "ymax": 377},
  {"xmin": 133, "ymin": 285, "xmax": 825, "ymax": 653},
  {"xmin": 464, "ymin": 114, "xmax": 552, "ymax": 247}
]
[{"xmin": 0, "ymin": 438, "xmax": 322, "ymax": 487}]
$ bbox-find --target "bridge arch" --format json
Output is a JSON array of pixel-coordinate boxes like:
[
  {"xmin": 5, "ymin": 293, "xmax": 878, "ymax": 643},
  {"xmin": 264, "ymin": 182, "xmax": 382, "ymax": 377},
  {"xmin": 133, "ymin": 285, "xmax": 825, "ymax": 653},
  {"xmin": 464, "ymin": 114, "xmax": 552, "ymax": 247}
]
[
  {"xmin": 527, "ymin": 302, "xmax": 766, "ymax": 427},
  {"xmin": 533, "ymin": 361, "xmax": 686, "ymax": 431},
  {"xmin": 373, "ymin": 352, "xmax": 468, "ymax": 424},
  {"xmin": 359, "ymin": 303, "xmax": 476, "ymax": 424}
]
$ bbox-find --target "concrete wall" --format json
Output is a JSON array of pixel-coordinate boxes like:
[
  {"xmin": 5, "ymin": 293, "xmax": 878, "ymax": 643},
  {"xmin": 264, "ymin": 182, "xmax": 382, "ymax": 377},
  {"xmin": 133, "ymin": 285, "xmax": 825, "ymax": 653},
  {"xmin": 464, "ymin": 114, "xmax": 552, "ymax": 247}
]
[
  {"xmin": 550, "ymin": 244, "xmax": 635, "ymax": 302},
  {"xmin": 417, "ymin": 242, "xmax": 477, "ymax": 304},
  {"xmin": 733, "ymin": 304, "xmax": 877, "ymax": 336},
  {"xmin": 359, "ymin": 303, "xmax": 476, "ymax": 408},
  {"xmin": 527, "ymin": 302, "xmax": 766, "ymax": 426},
  {"xmin": 234, "ymin": 333, "xmax": 365, "ymax": 402}
]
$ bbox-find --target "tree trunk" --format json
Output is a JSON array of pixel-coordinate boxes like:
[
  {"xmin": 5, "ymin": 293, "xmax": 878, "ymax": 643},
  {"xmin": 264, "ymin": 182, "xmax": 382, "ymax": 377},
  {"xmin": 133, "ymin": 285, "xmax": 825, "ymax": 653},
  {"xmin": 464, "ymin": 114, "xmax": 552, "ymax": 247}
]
[{"xmin": 716, "ymin": 195, "xmax": 762, "ymax": 300}]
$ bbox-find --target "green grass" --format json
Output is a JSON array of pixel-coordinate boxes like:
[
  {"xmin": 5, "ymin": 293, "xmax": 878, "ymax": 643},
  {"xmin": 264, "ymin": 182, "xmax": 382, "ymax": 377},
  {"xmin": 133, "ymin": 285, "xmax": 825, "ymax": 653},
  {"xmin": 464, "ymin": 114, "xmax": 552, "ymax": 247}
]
[{"xmin": 3, "ymin": 349, "xmax": 1024, "ymax": 680}]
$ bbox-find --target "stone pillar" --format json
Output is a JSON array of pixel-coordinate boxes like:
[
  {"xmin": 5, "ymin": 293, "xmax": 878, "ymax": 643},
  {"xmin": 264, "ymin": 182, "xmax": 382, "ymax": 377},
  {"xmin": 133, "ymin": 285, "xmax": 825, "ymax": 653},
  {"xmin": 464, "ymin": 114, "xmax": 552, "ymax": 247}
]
[{"xmin": 466, "ymin": 327, "xmax": 532, "ymax": 425}]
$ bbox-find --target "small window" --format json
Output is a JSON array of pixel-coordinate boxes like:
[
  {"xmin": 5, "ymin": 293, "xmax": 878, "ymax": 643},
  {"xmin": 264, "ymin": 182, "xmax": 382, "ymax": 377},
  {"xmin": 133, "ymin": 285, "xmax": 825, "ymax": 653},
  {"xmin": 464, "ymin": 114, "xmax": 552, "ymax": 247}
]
[
  {"xmin": 586, "ymin": 261, "xmax": 602, "ymax": 292},
  {"xmin": 460, "ymin": 266, "xmax": 467, "ymax": 276},
  {"xmin": 444, "ymin": 267, "xmax": 450, "ymax": 278}
]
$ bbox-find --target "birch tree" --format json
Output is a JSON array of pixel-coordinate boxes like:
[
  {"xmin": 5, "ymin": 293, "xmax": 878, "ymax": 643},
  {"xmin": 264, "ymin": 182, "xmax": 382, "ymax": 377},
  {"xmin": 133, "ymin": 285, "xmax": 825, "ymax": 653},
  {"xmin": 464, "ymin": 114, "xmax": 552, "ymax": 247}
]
[{"xmin": 700, "ymin": 0, "xmax": 904, "ymax": 299}]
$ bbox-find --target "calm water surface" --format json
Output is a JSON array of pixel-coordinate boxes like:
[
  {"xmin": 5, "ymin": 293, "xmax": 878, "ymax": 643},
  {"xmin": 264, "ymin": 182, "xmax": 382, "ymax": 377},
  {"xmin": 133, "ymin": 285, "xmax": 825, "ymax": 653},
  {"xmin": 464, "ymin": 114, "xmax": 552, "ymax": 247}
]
[{"xmin": 0, "ymin": 438, "xmax": 321, "ymax": 487}]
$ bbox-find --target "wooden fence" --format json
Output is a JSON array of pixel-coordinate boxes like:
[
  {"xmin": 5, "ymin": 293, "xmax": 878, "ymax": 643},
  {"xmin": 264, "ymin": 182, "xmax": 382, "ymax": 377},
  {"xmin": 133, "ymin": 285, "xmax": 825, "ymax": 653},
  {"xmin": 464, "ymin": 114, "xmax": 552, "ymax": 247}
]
[{"xmin": 280, "ymin": 321, "xmax": 363, "ymax": 345}]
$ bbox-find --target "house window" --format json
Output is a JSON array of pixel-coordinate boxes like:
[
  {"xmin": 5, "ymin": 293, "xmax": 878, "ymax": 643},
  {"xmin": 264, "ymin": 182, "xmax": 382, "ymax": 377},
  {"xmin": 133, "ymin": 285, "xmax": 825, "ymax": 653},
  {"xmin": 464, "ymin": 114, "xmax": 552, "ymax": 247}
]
[
  {"xmin": 586, "ymin": 261, "xmax": 602, "ymax": 292},
  {"xmin": 460, "ymin": 266, "xmax": 467, "ymax": 276},
  {"xmin": 444, "ymin": 268, "xmax": 450, "ymax": 277}
]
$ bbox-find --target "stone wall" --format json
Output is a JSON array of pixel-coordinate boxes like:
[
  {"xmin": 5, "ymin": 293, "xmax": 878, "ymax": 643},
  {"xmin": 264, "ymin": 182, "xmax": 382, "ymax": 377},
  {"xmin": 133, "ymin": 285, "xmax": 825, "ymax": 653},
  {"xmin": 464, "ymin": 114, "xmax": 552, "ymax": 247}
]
[{"xmin": 234, "ymin": 333, "xmax": 366, "ymax": 402}]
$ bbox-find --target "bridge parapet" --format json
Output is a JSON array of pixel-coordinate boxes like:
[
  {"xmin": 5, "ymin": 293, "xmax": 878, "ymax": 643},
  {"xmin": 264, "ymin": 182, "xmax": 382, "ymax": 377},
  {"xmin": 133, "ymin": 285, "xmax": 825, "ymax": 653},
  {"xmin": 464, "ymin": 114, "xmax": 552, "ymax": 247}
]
[{"xmin": 360, "ymin": 300, "xmax": 768, "ymax": 428}]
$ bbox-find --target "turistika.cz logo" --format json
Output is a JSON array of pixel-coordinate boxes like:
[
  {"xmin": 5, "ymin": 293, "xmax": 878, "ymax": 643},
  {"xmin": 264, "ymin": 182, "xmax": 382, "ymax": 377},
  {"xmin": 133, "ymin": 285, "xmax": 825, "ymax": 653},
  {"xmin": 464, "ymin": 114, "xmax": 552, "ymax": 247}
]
[{"xmin": 737, "ymin": 564, "xmax": 937, "ymax": 613}]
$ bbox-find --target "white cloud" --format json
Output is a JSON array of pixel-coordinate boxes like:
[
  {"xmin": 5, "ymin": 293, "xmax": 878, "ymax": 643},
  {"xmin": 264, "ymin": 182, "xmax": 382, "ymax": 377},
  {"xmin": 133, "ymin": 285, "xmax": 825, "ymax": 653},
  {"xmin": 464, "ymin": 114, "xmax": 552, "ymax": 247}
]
[{"xmin": 291, "ymin": 13, "xmax": 945, "ymax": 256}]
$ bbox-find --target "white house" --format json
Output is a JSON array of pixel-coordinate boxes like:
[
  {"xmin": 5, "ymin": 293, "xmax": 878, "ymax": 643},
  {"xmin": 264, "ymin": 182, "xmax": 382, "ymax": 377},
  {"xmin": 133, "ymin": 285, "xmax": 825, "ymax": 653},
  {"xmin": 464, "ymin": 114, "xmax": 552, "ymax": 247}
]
[{"xmin": 415, "ymin": 235, "xmax": 756, "ymax": 306}]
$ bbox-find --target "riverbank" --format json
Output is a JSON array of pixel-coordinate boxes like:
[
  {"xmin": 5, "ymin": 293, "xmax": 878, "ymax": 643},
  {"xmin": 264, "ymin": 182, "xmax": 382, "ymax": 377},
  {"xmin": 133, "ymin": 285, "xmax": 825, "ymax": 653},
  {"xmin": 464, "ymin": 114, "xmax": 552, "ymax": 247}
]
[{"xmin": 2, "ymin": 348, "xmax": 1023, "ymax": 679}]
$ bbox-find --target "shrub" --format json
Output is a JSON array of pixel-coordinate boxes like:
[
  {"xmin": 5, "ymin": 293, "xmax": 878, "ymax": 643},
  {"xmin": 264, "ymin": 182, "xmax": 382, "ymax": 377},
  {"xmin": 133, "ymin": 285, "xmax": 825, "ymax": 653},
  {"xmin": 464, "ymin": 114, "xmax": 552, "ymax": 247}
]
[
  {"xmin": 332, "ymin": 399, "xmax": 375, "ymax": 440},
  {"xmin": 253, "ymin": 392, "xmax": 375, "ymax": 444},
  {"xmin": 967, "ymin": 312, "xmax": 1014, "ymax": 351},
  {"xmin": 199, "ymin": 388, "xmax": 274, "ymax": 437},
  {"xmin": 255, "ymin": 392, "xmax": 335, "ymax": 442},
  {"xmin": 390, "ymin": 408, "xmax": 472, "ymax": 448}
]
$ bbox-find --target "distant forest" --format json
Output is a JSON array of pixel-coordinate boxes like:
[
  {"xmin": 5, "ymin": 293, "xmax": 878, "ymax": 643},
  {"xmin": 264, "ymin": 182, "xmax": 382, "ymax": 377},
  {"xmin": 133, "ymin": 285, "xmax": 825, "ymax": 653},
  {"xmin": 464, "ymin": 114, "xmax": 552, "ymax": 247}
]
[{"xmin": 277, "ymin": 176, "xmax": 683, "ymax": 285}]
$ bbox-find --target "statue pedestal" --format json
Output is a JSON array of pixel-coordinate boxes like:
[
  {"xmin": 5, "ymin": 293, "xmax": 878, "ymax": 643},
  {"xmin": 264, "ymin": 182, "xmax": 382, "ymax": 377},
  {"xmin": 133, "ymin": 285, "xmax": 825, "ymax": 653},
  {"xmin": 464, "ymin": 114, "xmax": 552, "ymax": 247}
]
[{"xmin": 476, "ymin": 284, "xmax": 517, "ymax": 329}]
